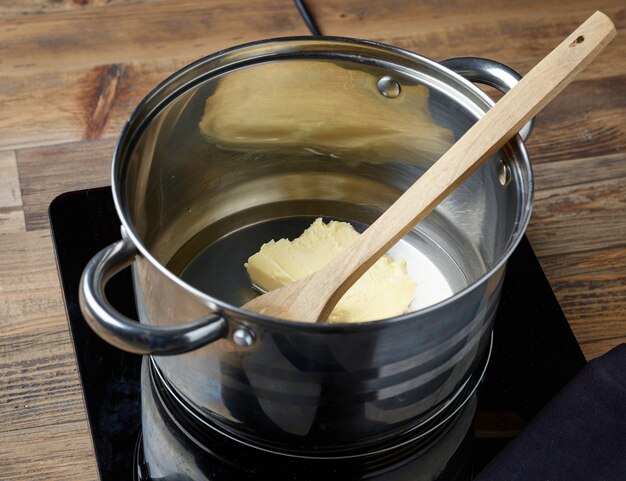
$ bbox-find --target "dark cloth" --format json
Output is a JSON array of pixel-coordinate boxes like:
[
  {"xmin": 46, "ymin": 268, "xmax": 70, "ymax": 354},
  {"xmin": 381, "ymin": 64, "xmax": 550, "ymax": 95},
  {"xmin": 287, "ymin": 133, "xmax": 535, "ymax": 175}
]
[{"xmin": 476, "ymin": 343, "xmax": 626, "ymax": 481}]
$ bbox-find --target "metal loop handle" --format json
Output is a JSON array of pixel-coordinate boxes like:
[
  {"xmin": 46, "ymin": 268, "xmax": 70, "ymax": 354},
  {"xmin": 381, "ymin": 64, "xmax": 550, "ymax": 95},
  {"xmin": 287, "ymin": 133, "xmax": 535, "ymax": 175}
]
[
  {"xmin": 441, "ymin": 57, "xmax": 534, "ymax": 141},
  {"xmin": 79, "ymin": 238, "xmax": 227, "ymax": 355}
]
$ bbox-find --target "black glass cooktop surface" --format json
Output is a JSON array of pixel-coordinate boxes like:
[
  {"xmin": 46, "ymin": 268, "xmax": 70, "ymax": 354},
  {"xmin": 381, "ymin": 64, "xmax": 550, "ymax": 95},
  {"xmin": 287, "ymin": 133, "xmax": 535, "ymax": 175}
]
[{"xmin": 50, "ymin": 187, "xmax": 586, "ymax": 480}]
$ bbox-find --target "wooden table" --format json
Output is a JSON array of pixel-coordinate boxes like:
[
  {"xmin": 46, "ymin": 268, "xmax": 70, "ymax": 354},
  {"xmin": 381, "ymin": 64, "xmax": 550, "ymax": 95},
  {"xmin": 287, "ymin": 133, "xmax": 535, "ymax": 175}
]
[{"xmin": 0, "ymin": 1, "xmax": 624, "ymax": 479}]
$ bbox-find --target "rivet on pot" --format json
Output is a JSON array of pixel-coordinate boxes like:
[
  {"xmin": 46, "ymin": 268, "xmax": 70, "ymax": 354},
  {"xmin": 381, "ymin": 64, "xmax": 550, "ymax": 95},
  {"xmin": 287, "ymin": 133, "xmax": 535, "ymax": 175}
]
[
  {"xmin": 498, "ymin": 159, "xmax": 512, "ymax": 187},
  {"xmin": 233, "ymin": 327, "xmax": 256, "ymax": 348},
  {"xmin": 377, "ymin": 76, "xmax": 401, "ymax": 98}
]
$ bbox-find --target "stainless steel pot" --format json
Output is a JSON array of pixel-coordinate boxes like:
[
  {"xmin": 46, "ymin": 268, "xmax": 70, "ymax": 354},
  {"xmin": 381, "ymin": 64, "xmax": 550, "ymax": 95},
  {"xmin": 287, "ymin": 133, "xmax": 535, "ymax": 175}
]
[{"xmin": 79, "ymin": 37, "xmax": 533, "ymax": 451}]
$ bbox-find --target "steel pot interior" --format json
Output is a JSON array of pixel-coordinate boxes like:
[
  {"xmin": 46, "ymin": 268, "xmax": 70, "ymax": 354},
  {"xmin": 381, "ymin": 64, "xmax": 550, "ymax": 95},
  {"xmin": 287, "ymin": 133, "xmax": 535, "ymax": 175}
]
[{"xmin": 114, "ymin": 37, "xmax": 532, "ymax": 324}]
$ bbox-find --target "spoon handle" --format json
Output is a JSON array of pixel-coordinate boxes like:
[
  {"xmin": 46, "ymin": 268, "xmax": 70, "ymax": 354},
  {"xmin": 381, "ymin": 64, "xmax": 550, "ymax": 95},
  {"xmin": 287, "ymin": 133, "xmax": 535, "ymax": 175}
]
[{"xmin": 312, "ymin": 11, "xmax": 616, "ymax": 321}]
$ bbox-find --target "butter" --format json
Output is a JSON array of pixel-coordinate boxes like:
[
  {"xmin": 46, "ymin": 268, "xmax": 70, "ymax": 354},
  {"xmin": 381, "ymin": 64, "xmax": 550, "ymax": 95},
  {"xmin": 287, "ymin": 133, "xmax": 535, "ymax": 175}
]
[{"xmin": 245, "ymin": 218, "xmax": 416, "ymax": 323}]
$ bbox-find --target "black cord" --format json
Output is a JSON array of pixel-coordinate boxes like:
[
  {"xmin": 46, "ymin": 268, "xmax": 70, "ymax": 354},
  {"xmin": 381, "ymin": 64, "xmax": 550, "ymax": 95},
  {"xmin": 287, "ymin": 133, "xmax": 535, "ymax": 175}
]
[{"xmin": 294, "ymin": 0, "xmax": 322, "ymax": 36}]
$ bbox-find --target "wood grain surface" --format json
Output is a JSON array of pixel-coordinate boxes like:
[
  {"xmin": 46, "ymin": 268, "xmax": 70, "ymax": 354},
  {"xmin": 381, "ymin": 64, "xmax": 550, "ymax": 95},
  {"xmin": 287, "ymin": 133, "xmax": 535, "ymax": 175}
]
[{"xmin": 0, "ymin": 1, "xmax": 624, "ymax": 479}]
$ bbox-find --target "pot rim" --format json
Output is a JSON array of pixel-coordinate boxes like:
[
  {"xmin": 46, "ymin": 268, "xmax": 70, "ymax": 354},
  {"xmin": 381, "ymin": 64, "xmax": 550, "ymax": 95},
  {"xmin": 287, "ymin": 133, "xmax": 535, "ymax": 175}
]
[{"xmin": 111, "ymin": 35, "xmax": 534, "ymax": 332}]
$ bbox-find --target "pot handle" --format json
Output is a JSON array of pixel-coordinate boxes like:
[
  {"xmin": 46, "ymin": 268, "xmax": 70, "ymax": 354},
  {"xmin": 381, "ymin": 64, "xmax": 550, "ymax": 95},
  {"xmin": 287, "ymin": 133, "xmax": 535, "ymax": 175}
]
[
  {"xmin": 440, "ymin": 57, "xmax": 534, "ymax": 141},
  {"xmin": 79, "ymin": 238, "xmax": 228, "ymax": 355}
]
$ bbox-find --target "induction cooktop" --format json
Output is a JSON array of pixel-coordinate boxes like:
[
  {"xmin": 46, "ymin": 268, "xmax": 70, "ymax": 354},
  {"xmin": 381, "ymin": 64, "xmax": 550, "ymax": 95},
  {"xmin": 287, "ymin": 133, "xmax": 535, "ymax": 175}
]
[{"xmin": 50, "ymin": 186, "xmax": 586, "ymax": 480}]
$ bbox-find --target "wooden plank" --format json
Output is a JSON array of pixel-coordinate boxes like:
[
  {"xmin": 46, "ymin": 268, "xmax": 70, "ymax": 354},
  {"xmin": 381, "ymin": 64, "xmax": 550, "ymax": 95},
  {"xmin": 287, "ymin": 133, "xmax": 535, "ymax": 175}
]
[
  {"xmin": 0, "ymin": 230, "xmax": 97, "ymax": 480},
  {"xmin": 532, "ymin": 151, "xmax": 626, "ymax": 190},
  {"xmin": 0, "ymin": 0, "xmax": 140, "ymax": 18},
  {"xmin": 537, "ymin": 244, "xmax": 626, "ymax": 359},
  {"xmin": 0, "ymin": 421, "xmax": 97, "ymax": 481},
  {"xmin": 0, "ymin": 231, "xmax": 65, "ymax": 331},
  {"xmin": 0, "ymin": 0, "xmax": 308, "ymax": 77},
  {"xmin": 17, "ymin": 139, "xmax": 114, "ymax": 231},
  {"xmin": 0, "ymin": 210, "xmax": 25, "ymax": 233},
  {"xmin": 308, "ymin": 1, "xmax": 626, "ymax": 75},
  {"xmin": 0, "ymin": 0, "xmax": 309, "ymax": 151},
  {"xmin": 0, "ymin": 330, "xmax": 89, "ymax": 433},
  {"xmin": 526, "ymin": 75, "xmax": 626, "ymax": 164},
  {"xmin": 1, "ymin": 3, "xmax": 623, "ymax": 153},
  {"xmin": 527, "ymin": 152, "xmax": 626, "ymax": 257},
  {"xmin": 309, "ymin": 0, "xmax": 626, "ymax": 46},
  {"xmin": 527, "ymin": 174, "xmax": 626, "ymax": 257},
  {"xmin": 1, "ymin": 56, "xmax": 623, "ymax": 157},
  {"xmin": 0, "ymin": 151, "xmax": 25, "ymax": 232},
  {"xmin": 0, "ymin": 60, "xmax": 177, "ymax": 150}
]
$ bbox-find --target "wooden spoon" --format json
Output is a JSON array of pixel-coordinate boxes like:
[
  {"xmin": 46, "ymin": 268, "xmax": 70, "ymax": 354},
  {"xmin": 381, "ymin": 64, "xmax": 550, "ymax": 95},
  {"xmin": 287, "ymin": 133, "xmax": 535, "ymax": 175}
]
[{"xmin": 242, "ymin": 11, "xmax": 615, "ymax": 323}]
